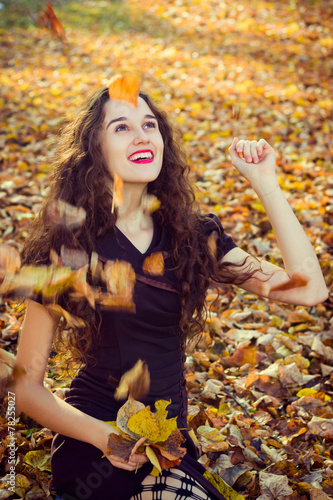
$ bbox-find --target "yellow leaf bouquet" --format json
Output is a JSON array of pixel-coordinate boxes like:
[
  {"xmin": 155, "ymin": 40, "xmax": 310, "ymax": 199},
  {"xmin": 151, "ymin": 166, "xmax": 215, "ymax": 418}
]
[{"xmin": 105, "ymin": 397, "xmax": 187, "ymax": 476}]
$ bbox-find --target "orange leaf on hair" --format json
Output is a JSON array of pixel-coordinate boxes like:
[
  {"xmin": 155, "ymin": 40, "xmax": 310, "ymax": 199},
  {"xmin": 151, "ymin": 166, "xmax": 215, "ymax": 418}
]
[
  {"xmin": 142, "ymin": 252, "xmax": 164, "ymax": 276},
  {"xmin": 269, "ymin": 272, "xmax": 309, "ymax": 293},
  {"xmin": 108, "ymin": 74, "xmax": 142, "ymax": 107}
]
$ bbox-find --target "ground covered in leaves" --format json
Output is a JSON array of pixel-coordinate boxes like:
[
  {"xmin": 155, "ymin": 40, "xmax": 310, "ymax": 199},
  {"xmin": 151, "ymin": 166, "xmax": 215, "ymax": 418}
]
[{"xmin": 0, "ymin": 0, "xmax": 332, "ymax": 498}]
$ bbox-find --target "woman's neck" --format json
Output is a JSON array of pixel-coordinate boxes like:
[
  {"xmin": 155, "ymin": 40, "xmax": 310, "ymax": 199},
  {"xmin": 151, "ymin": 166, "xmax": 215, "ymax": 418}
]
[{"xmin": 115, "ymin": 183, "xmax": 152, "ymax": 234}]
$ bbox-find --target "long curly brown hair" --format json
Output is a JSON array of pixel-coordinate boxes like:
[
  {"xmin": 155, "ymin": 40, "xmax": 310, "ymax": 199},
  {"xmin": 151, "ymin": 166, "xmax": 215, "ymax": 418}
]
[{"xmin": 21, "ymin": 87, "xmax": 256, "ymax": 366}]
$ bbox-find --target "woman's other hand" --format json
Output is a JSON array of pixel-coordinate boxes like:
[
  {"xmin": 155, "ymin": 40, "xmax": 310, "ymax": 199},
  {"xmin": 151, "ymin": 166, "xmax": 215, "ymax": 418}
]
[
  {"xmin": 103, "ymin": 431, "xmax": 150, "ymax": 472},
  {"xmin": 106, "ymin": 451, "xmax": 149, "ymax": 472},
  {"xmin": 228, "ymin": 137, "xmax": 278, "ymax": 196}
]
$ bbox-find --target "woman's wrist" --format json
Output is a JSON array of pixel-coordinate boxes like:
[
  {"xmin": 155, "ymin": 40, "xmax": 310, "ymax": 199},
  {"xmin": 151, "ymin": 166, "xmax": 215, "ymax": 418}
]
[
  {"xmin": 257, "ymin": 183, "xmax": 280, "ymax": 198},
  {"xmin": 251, "ymin": 177, "xmax": 280, "ymax": 198},
  {"xmin": 92, "ymin": 419, "xmax": 117, "ymax": 453}
]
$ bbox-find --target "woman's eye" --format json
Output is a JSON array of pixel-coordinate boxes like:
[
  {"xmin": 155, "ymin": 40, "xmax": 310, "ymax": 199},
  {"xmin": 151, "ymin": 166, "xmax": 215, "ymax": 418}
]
[
  {"xmin": 115, "ymin": 124, "xmax": 128, "ymax": 132},
  {"xmin": 144, "ymin": 121, "xmax": 156, "ymax": 129}
]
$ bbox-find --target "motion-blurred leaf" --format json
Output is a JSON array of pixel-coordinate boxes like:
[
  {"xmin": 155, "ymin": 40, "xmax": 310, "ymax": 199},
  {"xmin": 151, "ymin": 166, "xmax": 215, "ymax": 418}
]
[
  {"xmin": 46, "ymin": 200, "xmax": 86, "ymax": 229},
  {"xmin": 115, "ymin": 359, "xmax": 150, "ymax": 400},
  {"xmin": 142, "ymin": 252, "xmax": 164, "ymax": 276}
]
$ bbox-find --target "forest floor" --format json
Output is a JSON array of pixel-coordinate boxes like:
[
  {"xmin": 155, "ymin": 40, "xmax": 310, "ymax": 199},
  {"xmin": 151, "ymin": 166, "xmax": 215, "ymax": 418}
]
[{"xmin": 0, "ymin": 0, "xmax": 332, "ymax": 498}]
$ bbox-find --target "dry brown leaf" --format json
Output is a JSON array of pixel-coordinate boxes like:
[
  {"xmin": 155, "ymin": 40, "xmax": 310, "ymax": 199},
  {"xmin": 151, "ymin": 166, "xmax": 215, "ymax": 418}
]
[
  {"xmin": 116, "ymin": 397, "xmax": 146, "ymax": 439},
  {"xmin": 150, "ymin": 442, "xmax": 183, "ymax": 469},
  {"xmin": 309, "ymin": 489, "xmax": 331, "ymax": 500},
  {"xmin": 162, "ymin": 430, "xmax": 187, "ymax": 459},
  {"xmin": 106, "ymin": 433, "xmax": 137, "ymax": 462},
  {"xmin": 258, "ymin": 471, "xmax": 293, "ymax": 499},
  {"xmin": 308, "ymin": 416, "xmax": 333, "ymax": 437}
]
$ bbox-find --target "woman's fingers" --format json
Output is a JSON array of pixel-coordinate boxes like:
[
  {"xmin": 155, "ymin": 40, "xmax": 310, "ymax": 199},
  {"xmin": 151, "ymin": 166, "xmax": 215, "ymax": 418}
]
[
  {"xmin": 107, "ymin": 450, "xmax": 149, "ymax": 472},
  {"xmin": 257, "ymin": 138, "xmax": 266, "ymax": 156},
  {"xmin": 250, "ymin": 141, "xmax": 259, "ymax": 163},
  {"xmin": 234, "ymin": 139, "xmax": 256, "ymax": 163},
  {"xmin": 243, "ymin": 140, "xmax": 252, "ymax": 162},
  {"xmin": 130, "ymin": 452, "xmax": 149, "ymax": 463},
  {"xmin": 235, "ymin": 139, "xmax": 244, "ymax": 155},
  {"xmin": 231, "ymin": 138, "xmax": 271, "ymax": 164},
  {"xmin": 109, "ymin": 457, "xmax": 141, "ymax": 471}
]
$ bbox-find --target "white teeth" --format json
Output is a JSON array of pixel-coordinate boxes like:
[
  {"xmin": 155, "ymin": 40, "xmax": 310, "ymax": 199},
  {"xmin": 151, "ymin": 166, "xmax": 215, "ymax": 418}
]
[{"xmin": 129, "ymin": 152, "xmax": 153, "ymax": 161}]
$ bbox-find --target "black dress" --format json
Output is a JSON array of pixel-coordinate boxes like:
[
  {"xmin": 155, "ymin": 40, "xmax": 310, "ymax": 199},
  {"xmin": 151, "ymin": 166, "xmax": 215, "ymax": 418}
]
[{"xmin": 50, "ymin": 214, "xmax": 237, "ymax": 500}]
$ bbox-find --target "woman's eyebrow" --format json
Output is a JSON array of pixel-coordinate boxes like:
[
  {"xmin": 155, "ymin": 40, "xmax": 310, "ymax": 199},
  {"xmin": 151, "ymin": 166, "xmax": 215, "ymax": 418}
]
[
  {"xmin": 106, "ymin": 116, "xmax": 127, "ymax": 129},
  {"xmin": 106, "ymin": 114, "xmax": 157, "ymax": 129}
]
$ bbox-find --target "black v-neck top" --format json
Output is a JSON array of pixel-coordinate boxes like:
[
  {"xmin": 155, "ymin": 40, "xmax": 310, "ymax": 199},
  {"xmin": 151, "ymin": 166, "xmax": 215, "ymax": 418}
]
[{"xmin": 64, "ymin": 213, "xmax": 237, "ymax": 429}]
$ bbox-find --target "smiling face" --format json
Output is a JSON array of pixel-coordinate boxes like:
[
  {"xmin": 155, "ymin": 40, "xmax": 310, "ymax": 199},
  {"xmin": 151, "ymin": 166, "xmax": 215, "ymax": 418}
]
[{"xmin": 100, "ymin": 97, "xmax": 164, "ymax": 186}]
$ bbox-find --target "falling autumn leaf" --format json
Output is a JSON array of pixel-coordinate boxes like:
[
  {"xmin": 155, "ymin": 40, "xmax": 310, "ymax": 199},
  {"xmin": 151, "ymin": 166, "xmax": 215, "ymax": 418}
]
[
  {"xmin": 142, "ymin": 252, "xmax": 164, "ymax": 276},
  {"xmin": 108, "ymin": 73, "xmax": 142, "ymax": 107},
  {"xmin": 115, "ymin": 359, "xmax": 150, "ymax": 400},
  {"xmin": 90, "ymin": 251, "xmax": 103, "ymax": 283},
  {"xmin": 60, "ymin": 246, "xmax": 89, "ymax": 270},
  {"xmin": 0, "ymin": 245, "xmax": 21, "ymax": 276},
  {"xmin": 104, "ymin": 259, "xmax": 136, "ymax": 299},
  {"xmin": 208, "ymin": 232, "xmax": 217, "ymax": 259},
  {"xmin": 46, "ymin": 304, "xmax": 86, "ymax": 328},
  {"xmin": 269, "ymin": 272, "xmax": 309, "ymax": 293},
  {"xmin": 0, "ymin": 348, "xmax": 25, "ymax": 395},
  {"xmin": 46, "ymin": 200, "xmax": 86, "ymax": 229},
  {"xmin": 141, "ymin": 194, "xmax": 161, "ymax": 215},
  {"xmin": 111, "ymin": 172, "xmax": 124, "ymax": 212},
  {"xmin": 33, "ymin": 2, "xmax": 67, "ymax": 42}
]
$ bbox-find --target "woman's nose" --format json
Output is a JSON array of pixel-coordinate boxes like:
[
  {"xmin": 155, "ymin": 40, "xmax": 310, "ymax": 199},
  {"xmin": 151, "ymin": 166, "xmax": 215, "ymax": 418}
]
[{"xmin": 133, "ymin": 129, "xmax": 149, "ymax": 144}]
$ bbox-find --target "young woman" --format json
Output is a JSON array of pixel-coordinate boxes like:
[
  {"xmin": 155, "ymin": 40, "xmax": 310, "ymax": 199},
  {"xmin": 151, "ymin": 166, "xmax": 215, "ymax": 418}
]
[{"xmin": 14, "ymin": 87, "xmax": 328, "ymax": 500}]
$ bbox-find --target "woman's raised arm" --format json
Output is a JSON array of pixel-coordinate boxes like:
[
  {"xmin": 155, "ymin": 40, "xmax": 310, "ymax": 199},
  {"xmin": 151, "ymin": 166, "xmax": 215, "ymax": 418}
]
[{"xmin": 224, "ymin": 138, "xmax": 328, "ymax": 306}]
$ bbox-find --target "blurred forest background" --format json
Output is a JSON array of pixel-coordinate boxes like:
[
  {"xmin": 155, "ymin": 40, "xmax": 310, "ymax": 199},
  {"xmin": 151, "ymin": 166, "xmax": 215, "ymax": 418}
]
[{"xmin": 0, "ymin": 0, "xmax": 332, "ymax": 498}]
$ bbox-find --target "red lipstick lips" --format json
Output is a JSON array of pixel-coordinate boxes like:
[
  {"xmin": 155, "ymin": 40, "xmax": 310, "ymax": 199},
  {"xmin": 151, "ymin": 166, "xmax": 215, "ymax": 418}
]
[{"xmin": 128, "ymin": 149, "xmax": 154, "ymax": 163}]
